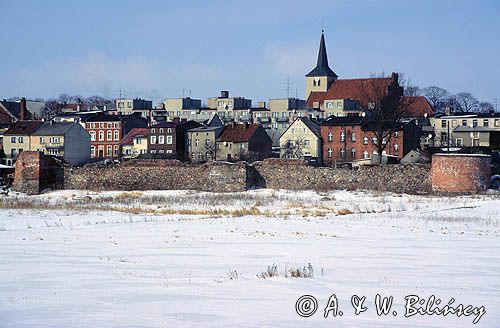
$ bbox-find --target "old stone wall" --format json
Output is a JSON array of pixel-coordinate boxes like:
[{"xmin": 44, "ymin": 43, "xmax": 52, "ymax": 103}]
[
  {"xmin": 12, "ymin": 151, "xmax": 64, "ymax": 194},
  {"xmin": 431, "ymin": 154, "xmax": 491, "ymax": 193},
  {"xmin": 63, "ymin": 160, "xmax": 250, "ymax": 192},
  {"xmin": 252, "ymin": 159, "xmax": 431, "ymax": 194}
]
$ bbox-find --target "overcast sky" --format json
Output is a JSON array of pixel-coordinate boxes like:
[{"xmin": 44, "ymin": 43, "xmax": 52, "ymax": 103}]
[{"xmin": 1, "ymin": 0, "xmax": 499, "ymax": 105}]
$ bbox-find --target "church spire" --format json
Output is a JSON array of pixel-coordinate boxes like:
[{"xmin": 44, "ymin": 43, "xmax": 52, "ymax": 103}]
[{"xmin": 306, "ymin": 32, "xmax": 338, "ymax": 78}]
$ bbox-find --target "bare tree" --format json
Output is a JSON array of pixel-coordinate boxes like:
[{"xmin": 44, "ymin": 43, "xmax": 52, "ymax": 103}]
[
  {"xmin": 281, "ymin": 136, "xmax": 306, "ymax": 159},
  {"xmin": 398, "ymin": 72, "xmax": 420, "ymax": 96},
  {"xmin": 360, "ymin": 73, "xmax": 416, "ymax": 164},
  {"xmin": 455, "ymin": 92, "xmax": 479, "ymax": 112},
  {"xmin": 422, "ymin": 86, "xmax": 450, "ymax": 112},
  {"xmin": 479, "ymin": 101, "xmax": 495, "ymax": 113}
]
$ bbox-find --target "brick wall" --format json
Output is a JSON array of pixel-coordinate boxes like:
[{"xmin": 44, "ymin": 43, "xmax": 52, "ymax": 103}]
[
  {"xmin": 431, "ymin": 154, "xmax": 491, "ymax": 193},
  {"xmin": 12, "ymin": 151, "xmax": 64, "ymax": 194}
]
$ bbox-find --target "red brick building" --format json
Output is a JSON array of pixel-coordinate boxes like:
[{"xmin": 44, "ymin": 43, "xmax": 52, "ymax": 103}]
[
  {"xmin": 321, "ymin": 116, "xmax": 421, "ymax": 166},
  {"xmin": 86, "ymin": 115, "xmax": 122, "ymax": 159}
]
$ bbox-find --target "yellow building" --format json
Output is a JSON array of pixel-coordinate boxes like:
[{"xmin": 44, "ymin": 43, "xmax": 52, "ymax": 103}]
[
  {"xmin": 279, "ymin": 117, "xmax": 322, "ymax": 164},
  {"xmin": 2, "ymin": 121, "xmax": 43, "ymax": 165}
]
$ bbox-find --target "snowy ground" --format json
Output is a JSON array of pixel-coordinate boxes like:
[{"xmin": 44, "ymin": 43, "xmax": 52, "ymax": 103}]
[{"xmin": 0, "ymin": 189, "xmax": 499, "ymax": 327}]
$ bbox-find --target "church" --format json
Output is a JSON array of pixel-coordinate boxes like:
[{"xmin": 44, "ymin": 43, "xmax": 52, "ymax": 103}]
[{"xmin": 304, "ymin": 32, "xmax": 433, "ymax": 118}]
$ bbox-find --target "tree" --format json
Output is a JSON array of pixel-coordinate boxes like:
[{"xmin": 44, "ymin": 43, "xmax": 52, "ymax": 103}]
[
  {"xmin": 422, "ymin": 86, "xmax": 449, "ymax": 112},
  {"xmin": 360, "ymin": 73, "xmax": 416, "ymax": 164},
  {"xmin": 398, "ymin": 72, "xmax": 420, "ymax": 96},
  {"xmin": 454, "ymin": 92, "xmax": 479, "ymax": 112},
  {"xmin": 478, "ymin": 101, "xmax": 495, "ymax": 113},
  {"xmin": 281, "ymin": 136, "xmax": 306, "ymax": 160}
]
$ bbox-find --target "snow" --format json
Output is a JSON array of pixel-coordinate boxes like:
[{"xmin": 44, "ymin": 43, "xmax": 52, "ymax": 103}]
[{"xmin": 0, "ymin": 189, "xmax": 499, "ymax": 327}]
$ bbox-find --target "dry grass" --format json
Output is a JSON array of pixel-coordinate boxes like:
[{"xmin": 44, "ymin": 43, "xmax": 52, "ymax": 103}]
[{"xmin": 337, "ymin": 208, "xmax": 353, "ymax": 215}]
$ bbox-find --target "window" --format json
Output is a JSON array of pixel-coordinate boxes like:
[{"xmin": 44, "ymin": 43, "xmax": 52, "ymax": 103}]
[
  {"xmin": 40, "ymin": 137, "xmax": 45, "ymax": 144},
  {"xmin": 304, "ymin": 140, "xmax": 310, "ymax": 147},
  {"xmin": 135, "ymin": 137, "xmax": 142, "ymax": 144},
  {"xmin": 483, "ymin": 119, "xmax": 489, "ymax": 127},
  {"xmin": 159, "ymin": 150, "xmax": 165, "ymax": 154},
  {"xmin": 472, "ymin": 119, "xmax": 478, "ymax": 127},
  {"xmin": 351, "ymin": 148, "xmax": 356, "ymax": 158},
  {"xmin": 127, "ymin": 101, "xmax": 132, "ymax": 108},
  {"xmin": 372, "ymin": 137, "xmax": 378, "ymax": 145},
  {"xmin": 240, "ymin": 143, "xmax": 245, "ymax": 150},
  {"xmin": 363, "ymin": 151, "xmax": 369, "ymax": 159},
  {"xmin": 114, "ymin": 145, "xmax": 119, "ymax": 156},
  {"xmin": 48, "ymin": 148, "xmax": 59, "ymax": 156},
  {"xmin": 99, "ymin": 131, "xmax": 104, "ymax": 141},
  {"xmin": 328, "ymin": 148, "xmax": 333, "ymax": 158},
  {"xmin": 452, "ymin": 120, "xmax": 457, "ymax": 128},
  {"xmin": 167, "ymin": 128, "xmax": 172, "ymax": 134},
  {"xmin": 327, "ymin": 102, "xmax": 333, "ymax": 109},
  {"xmin": 114, "ymin": 122, "xmax": 119, "ymax": 129},
  {"xmin": 462, "ymin": 119, "xmax": 467, "ymax": 126},
  {"xmin": 151, "ymin": 128, "xmax": 155, "ymax": 133},
  {"xmin": 382, "ymin": 138, "xmax": 387, "ymax": 145},
  {"xmin": 50, "ymin": 137, "xmax": 60, "ymax": 144},
  {"xmin": 195, "ymin": 139, "xmax": 199, "ymax": 146},
  {"xmin": 394, "ymin": 131, "xmax": 399, "ymax": 138},
  {"xmin": 150, "ymin": 150, "xmax": 156, "ymax": 154},
  {"xmin": 107, "ymin": 131, "xmax": 112, "ymax": 140},
  {"xmin": 91, "ymin": 146, "xmax": 95, "ymax": 157},
  {"xmin": 159, "ymin": 128, "xmax": 163, "ymax": 134},
  {"xmin": 11, "ymin": 137, "xmax": 16, "ymax": 143},
  {"xmin": 351, "ymin": 132, "xmax": 356, "ymax": 142},
  {"xmin": 440, "ymin": 132, "xmax": 448, "ymax": 143},
  {"xmin": 456, "ymin": 138, "xmax": 463, "ymax": 147},
  {"xmin": 18, "ymin": 136, "xmax": 24, "ymax": 143},
  {"xmin": 99, "ymin": 122, "xmax": 104, "ymax": 128},
  {"xmin": 107, "ymin": 123, "xmax": 112, "ymax": 129},
  {"xmin": 166, "ymin": 136, "xmax": 173, "ymax": 144},
  {"xmin": 114, "ymin": 130, "xmax": 119, "ymax": 141},
  {"xmin": 473, "ymin": 139, "xmax": 480, "ymax": 147},
  {"xmin": 107, "ymin": 146, "xmax": 112, "ymax": 156},
  {"xmin": 118, "ymin": 102, "xmax": 124, "ymax": 109},
  {"xmin": 90, "ymin": 131, "xmax": 96, "ymax": 141},
  {"xmin": 340, "ymin": 148, "xmax": 345, "ymax": 158},
  {"xmin": 337, "ymin": 102, "xmax": 342, "ymax": 109},
  {"xmin": 158, "ymin": 135, "xmax": 165, "ymax": 144},
  {"xmin": 205, "ymin": 139, "xmax": 210, "ymax": 146},
  {"xmin": 340, "ymin": 131, "xmax": 345, "ymax": 142},
  {"xmin": 327, "ymin": 132, "xmax": 333, "ymax": 142},
  {"xmin": 218, "ymin": 101, "xmax": 225, "ymax": 107},
  {"xmin": 150, "ymin": 135, "xmax": 157, "ymax": 144},
  {"xmin": 363, "ymin": 136, "xmax": 368, "ymax": 145},
  {"xmin": 495, "ymin": 119, "xmax": 500, "ymax": 127},
  {"xmin": 472, "ymin": 132, "xmax": 479, "ymax": 138},
  {"xmin": 394, "ymin": 144, "xmax": 399, "ymax": 152},
  {"xmin": 441, "ymin": 120, "xmax": 447, "ymax": 128}
]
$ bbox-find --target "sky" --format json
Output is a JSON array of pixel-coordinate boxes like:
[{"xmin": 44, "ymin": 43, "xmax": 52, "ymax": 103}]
[{"xmin": 0, "ymin": 0, "xmax": 499, "ymax": 106}]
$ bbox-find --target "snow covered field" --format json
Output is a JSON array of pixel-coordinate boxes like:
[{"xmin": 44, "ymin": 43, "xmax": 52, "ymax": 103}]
[{"xmin": 0, "ymin": 189, "xmax": 499, "ymax": 327}]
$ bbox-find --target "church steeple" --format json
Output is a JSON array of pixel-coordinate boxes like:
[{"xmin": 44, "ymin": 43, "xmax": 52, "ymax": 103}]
[
  {"xmin": 306, "ymin": 31, "xmax": 338, "ymax": 78},
  {"xmin": 305, "ymin": 32, "xmax": 338, "ymax": 100}
]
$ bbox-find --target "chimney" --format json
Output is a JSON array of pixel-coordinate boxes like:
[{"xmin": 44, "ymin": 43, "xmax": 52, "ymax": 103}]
[
  {"xmin": 220, "ymin": 90, "xmax": 229, "ymax": 98},
  {"xmin": 19, "ymin": 97, "xmax": 27, "ymax": 121}
]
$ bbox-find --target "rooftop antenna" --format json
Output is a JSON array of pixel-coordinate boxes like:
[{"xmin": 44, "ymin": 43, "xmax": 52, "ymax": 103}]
[
  {"xmin": 118, "ymin": 88, "xmax": 126, "ymax": 100},
  {"xmin": 182, "ymin": 89, "xmax": 185, "ymax": 98},
  {"xmin": 284, "ymin": 76, "xmax": 293, "ymax": 98}
]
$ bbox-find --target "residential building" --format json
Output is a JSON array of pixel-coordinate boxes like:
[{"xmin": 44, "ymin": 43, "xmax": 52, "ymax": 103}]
[
  {"xmin": 114, "ymin": 98, "xmax": 153, "ymax": 118},
  {"xmin": 187, "ymin": 115, "xmax": 225, "ymax": 163},
  {"xmin": 120, "ymin": 128, "xmax": 149, "ymax": 159},
  {"xmin": 430, "ymin": 112, "xmax": 500, "ymax": 148},
  {"xmin": 31, "ymin": 121, "xmax": 91, "ymax": 166},
  {"xmin": 2, "ymin": 121, "xmax": 43, "ymax": 165},
  {"xmin": 207, "ymin": 91, "xmax": 252, "ymax": 121},
  {"xmin": 215, "ymin": 123, "xmax": 272, "ymax": 162},
  {"xmin": 321, "ymin": 116, "xmax": 421, "ymax": 166},
  {"xmin": 279, "ymin": 117, "xmax": 322, "ymax": 164},
  {"xmin": 148, "ymin": 120, "xmax": 201, "ymax": 160},
  {"xmin": 0, "ymin": 98, "xmax": 35, "ymax": 125}
]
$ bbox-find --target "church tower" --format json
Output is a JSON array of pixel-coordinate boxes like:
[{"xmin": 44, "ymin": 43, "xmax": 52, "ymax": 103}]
[{"xmin": 305, "ymin": 32, "xmax": 338, "ymax": 100}]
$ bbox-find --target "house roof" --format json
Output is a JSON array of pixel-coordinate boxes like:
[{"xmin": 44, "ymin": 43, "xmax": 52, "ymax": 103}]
[
  {"xmin": 306, "ymin": 32, "xmax": 338, "ymax": 78},
  {"xmin": 0, "ymin": 100, "xmax": 34, "ymax": 120},
  {"xmin": 32, "ymin": 121, "xmax": 78, "ymax": 136},
  {"xmin": 298, "ymin": 117, "xmax": 322, "ymax": 138},
  {"xmin": 402, "ymin": 96, "xmax": 434, "ymax": 117},
  {"xmin": 86, "ymin": 114, "xmax": 121, "ymax": 122},
  {"xmin": 120, "ymin": 128, "xmax": 149, "ymax": 145},
  {"xmin": 218, "ymin": 123, "xmax": 260, "ymax": 142},
  {"xmin": 150, "ymin": 121, "xmax": 179, "ymax": 128},
  {"xmin": 306, "ymin": 76, "xmax": 397, "ymax": 108},
  {"xmin": 321, "ymin": 115, "xmax": 363, "ymax": 126},
  {"xmin": 3, "ymin": 120, "xmax": 43, "ymax": 135}
]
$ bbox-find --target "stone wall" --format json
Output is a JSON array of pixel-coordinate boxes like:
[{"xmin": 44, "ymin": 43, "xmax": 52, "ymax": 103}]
[
  {"xmin": 252, "ymin": 159, "xmax": 431, "ymax": 194},
  {"xmin": 431, "ymin": 154, "xmax": 491, "ymax": 193},
  {"xmin": 12, "ymin": 151, "xmax": 64, "ymax": 194},
  {"xmin": 63, "ymin": 160, "xmax": 251, "ymax": 192},
  {"xmin": 14, "ymin": 155, "xmax": 433, "ymax": 194}
]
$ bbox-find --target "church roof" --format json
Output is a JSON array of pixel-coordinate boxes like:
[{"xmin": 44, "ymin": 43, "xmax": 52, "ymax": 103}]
[{"xmin": 306, "ymin": 32, "xmax": 338, "ymax": 78}]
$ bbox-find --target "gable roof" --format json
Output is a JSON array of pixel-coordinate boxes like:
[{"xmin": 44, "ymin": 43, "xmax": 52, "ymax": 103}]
[
  {"xmin": 207, "ymin": 113, "xmax": 224, "ymax": 127},
  {"xmin": 402, "ymin": 96, "xmax": 434, "ymax": 117},
  {"xmin": 218, "ymin": 123, "xmax": 260, "ymax": 142},
  {"xmin": 32, "ymin": 121, "xmax": 79, "ymax": 136},
  {"xmin": 306, "ymin": 76, "xmax": 399, "ymax": 108},
  {"xmin": 120, "ymin": 128, "xmax": 149, "ymax": 146},
  {"xmin": 3, "ymin": 120, "xmax": 43, "ymax": 135},
  {"xmin": 306, "ymin": 32, "xmax": 338, "ymax": 78},
  {"xmin": 0, "ymin": 100, "xmax": 34, "ymax": 120}
]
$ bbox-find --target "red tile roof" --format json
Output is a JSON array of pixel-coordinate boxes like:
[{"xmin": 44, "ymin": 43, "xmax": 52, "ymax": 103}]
[
  {"xmin": 401, "ymin": 96, "xmax": 434, "ymax": 117},
  {"xmin": 306, "ymin": 77, "xmax": 396, "ymax": 108},
  {"xmin": 120, "ymin": 128, "xmax": 149, "ymax": 146},
  {"xmin": 218, "ymin": 123, "xmax": 260, "ymax": 143}
]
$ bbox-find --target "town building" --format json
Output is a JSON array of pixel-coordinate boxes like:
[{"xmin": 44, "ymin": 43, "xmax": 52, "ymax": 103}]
[
  {"xmin": 0, "ymin": 98, "xmax": 35, "ymax": 125},
  {"xmin": 2, "ymin": 120, "xmax": 43, "ymax": 165},
  {"xmin": 148, "ymin": 120, "xmax": 201, "ymax": 160},
  {"xmin": 31, "ymin": 121, "xmax": 90, "ymax": 166},
  {"xmin": 279, "ymin": 117, "xmax": 322, "ymax": 164},
  {"xmin": 320, "ymin": 116, "xmax": 421, "ymax": 166},
  {"xmin": 215, "ymin": 123, "xmax": 272, "ymax": 162},
  {"xmin": 113, "ymin": 98, "xmax": 153, "ymax": 118},
  {"xmin": 186, "ymin": 115, "xmax": 225, "ymax": 163},
  {"xmin": 120, "ymin": 128, "xmax": 149, "ymax": 159}
]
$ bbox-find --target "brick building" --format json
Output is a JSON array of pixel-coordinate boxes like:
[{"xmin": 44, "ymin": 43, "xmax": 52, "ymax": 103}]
[
  {"xmin": 86, "ymin": 115, "xmax": 122, "ymax": 159},
  {"xmin": 321, "ymin": 116, "xmax": 421, "ymax": 166}
]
